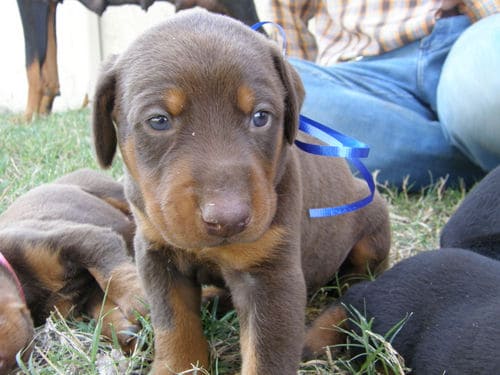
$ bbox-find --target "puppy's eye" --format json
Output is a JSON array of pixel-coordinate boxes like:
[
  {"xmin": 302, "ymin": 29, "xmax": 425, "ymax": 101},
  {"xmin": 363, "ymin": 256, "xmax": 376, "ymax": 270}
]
[
  {"xmin": 147, "ymin": 115, "xmax": 171, "ymax": 131},
  {"xmin": 252, "ymin": 111, "xmax": 271, "ymax": 128}
]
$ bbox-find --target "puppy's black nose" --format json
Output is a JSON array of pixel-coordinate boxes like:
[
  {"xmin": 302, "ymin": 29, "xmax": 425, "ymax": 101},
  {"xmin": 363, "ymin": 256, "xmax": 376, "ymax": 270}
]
[{"xmin": 201, "ymin": 199, "xmax": 250, "ymax": 238}]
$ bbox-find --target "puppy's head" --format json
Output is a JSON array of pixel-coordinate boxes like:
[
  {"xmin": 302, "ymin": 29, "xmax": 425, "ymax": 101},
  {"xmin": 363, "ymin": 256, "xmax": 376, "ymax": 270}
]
[
  {"xmin": 0, "ymin": 271, "xmax": 34, "ymax": 374},
  {"xmin": 92, "ymin": 9, "xmax": 304, "ymax": 251}
]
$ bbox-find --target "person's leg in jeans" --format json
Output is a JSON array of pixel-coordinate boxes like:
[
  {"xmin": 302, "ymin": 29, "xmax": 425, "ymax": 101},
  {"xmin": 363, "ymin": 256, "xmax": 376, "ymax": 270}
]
[
  {"xmin": 438, "ymin": 13, "xmax": 500, "ymax": 172},
  {"xmin": 291, "ymin": 15, "xmax": 492, "ymax": 190}
]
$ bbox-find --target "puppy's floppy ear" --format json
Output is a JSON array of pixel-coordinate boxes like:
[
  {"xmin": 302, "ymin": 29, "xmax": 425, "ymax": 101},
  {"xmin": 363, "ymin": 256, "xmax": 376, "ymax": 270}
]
[
  {"xmin": 92, "ymin": 54, "xmax": 118, "ymax": 169},
  {"xmin": 271, "ymin": 49, "xmax": 305, "ymax": 144}
]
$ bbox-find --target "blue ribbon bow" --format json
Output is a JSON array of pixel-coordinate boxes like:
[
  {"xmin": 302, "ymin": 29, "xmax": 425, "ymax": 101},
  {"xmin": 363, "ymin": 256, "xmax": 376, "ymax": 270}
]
[{"xmin": 251, "ymin": 22, "xmax": 375, "ymax": 218}]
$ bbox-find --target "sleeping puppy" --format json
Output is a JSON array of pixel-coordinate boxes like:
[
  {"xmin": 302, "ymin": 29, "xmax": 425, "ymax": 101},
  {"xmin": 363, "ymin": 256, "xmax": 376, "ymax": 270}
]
[
  {"xmin": 0, "ymin": 253, "xmax": 33, "ymax": 374},
  {"xmin": 91, "ymin": 9, "xmax": 391, "ymax": 374},
  {"xmin": 303, "ymin": 248, "xmax": 500, "ymax": 374},
  {"xmin": 441, "ymin": 165, "xmax": 500, "ymax": 260},
  {"xmin": 0, "ymin": 169, "xmax": 146, "ymax": 374}
]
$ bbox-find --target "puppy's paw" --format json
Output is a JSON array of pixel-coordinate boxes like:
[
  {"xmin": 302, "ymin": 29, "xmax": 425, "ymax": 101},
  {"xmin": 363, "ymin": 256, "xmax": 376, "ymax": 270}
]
[{"xmin": 99, "ymin": 305, "xmax": 142, "ymax": 354}]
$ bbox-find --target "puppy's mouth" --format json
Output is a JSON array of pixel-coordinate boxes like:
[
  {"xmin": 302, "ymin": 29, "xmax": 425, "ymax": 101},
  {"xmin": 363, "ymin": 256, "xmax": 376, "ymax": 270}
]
[
  {"xmin": 201, "ymin": 228, "xmax": 253, "ymax": 247},
  {"xmin": 196, "ymin": 218, "xmax": 255, "ymax": 249}
]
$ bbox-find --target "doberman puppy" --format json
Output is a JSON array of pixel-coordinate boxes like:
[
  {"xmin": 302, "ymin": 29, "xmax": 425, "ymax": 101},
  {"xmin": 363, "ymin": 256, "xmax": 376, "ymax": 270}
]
[
  {"xmin": 0, "ymin": 169, "xmax": 147, "ymax": 374},
  {"xmin": 441, "ymin": 165, "xmax": 500, "ymax": 260},
  {"xmin": 0, "ymin": 253, "xmax": 33, "ymax": 374},
  {"xmin": 303, "ymin": 248, "xmax": 500, "ymax": 374},
  {"xmin": 91, "ymin": 10, "xmax": 391, "ymax": 374}
]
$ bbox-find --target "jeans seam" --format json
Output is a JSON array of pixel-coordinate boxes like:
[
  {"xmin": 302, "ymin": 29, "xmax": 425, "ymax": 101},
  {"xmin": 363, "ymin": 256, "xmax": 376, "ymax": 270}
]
[{"xmin": 416, "ymin": 46, "xmax": 426, "ymax": 100}]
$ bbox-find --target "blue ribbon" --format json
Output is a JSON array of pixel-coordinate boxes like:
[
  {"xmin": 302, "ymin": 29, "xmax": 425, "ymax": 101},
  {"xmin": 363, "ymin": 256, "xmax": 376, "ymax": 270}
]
[
  {"xmin": 250, "ymin": 21, "xmax": 287, "ymax": 56},
  {"xmin": 251, "ymin": 22, "xmax": 375, "ymax": 218},
  {"xmin": 297, "ymin": 115, "xmax": 375, "ymax": 218}
]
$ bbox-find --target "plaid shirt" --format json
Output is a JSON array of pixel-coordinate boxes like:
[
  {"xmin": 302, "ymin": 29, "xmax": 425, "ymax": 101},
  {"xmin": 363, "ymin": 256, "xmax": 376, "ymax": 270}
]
[{"xmin": 270, "ymin": 0, "xmax": 499, "ymax": 64}]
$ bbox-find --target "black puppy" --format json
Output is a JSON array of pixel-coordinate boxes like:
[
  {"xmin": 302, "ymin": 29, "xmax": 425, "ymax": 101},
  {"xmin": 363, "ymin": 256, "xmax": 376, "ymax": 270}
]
[
  {"xmin": 304, "ymin": 166, "xmax": 500, "ymax": 373},
  {"xmin": 303, "ymin": 248, "xmax": 500, "ymax": 374},
  {"xmin": 441, "ymin": 165, "xmax": 500, "ymax": 259}
]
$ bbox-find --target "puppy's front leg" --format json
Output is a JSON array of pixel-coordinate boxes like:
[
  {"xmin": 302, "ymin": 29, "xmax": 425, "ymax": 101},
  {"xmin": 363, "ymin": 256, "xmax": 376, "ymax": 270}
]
[
  {"xmin": 135, "ymin": 237, "xmax": 209, "ymax": 374},
  {"xmin": 224, "ymin": 260, "xmax": 307, "ymax": 375}
]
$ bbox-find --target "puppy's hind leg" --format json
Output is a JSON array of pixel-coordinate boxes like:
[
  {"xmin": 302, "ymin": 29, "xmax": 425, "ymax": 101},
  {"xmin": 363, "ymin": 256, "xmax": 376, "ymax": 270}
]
[
  {"xmin": 303, "ymin": 304, "xmax": 348, "ymax": 360},
  {"xmin": 342, "ymin": 234, "xmax": 390, "ymax": 280},
  {"xmin": 342, "ymin": 204, "xmax": 391, "ymax": 280}
]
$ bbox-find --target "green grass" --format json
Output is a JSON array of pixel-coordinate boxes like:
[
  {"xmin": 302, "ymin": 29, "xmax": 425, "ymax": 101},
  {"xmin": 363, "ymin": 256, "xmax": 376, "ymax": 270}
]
[
  {"xmin": 1, "ymin": 110, "xmax": 465, "ymax": 374},
  {"xmin": 0, "ymin": 110, "xmax": 124, "ymax": 212},
  {"xmin": 17, "ymin": 309, "xmax": 154, "ymax": 375},
  {"xmin": 332, "ymin": 305, "xmax": 412, "ymax": 375}
]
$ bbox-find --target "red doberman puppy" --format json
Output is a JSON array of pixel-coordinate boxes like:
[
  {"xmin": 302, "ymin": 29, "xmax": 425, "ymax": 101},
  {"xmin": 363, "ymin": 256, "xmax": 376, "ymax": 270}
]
[
  {"xmin": 0, "ymin": 169, "xmax": 146, "ymax": 374},
  {"xmin": 92, "ymin": 9, "xmax": 391, "ymax": 374}
]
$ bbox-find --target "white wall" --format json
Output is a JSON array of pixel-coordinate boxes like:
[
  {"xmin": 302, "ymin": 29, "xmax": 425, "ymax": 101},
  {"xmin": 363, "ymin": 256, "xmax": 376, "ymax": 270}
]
[
  {"xmin": 1, "ymin": 0, "xmax": 34, "ymax": 113},
  {"xmin": 0, "ymin": 1, "xmax": 271, "ymax": 114}
]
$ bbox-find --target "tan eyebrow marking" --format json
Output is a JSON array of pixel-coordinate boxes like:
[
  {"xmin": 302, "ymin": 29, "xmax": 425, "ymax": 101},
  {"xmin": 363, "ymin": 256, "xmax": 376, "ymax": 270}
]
[
  {"xmin": 237, "ymin": 84, "xmax": 255, "ymax": 115},
  {"xmin": 163, "ymin": 88, "xmax": 187, "ymax": 116}
]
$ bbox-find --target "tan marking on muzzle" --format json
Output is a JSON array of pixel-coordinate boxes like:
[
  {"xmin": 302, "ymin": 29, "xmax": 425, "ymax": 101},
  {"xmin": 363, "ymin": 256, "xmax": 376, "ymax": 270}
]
[
  {"xmin": 143, "ymin": 159, "xmax": 204, "ymax": 250},
  {"xmin": 133, "ymin": 207, "xmax": 167, "ymax": 247},
  {"xmin": 120, "ymin": 138, "xmax": 141, "ymax": 183}
]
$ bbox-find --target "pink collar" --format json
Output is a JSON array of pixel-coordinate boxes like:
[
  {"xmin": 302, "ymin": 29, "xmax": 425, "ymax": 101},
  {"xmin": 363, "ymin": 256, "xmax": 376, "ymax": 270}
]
[{"xmin": 0, "ymin": 251, "xmax": 26, "ymax": 303}]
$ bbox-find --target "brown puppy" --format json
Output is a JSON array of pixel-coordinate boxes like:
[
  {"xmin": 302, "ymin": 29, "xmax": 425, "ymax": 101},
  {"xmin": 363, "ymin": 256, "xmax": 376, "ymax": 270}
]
[
  {"xmin": 0, "ymin": 169, "xmax": 146, "ymax": 374},
  {"xmin": 0, "ymin": 254, "xmax": 33, "ymax": 374},
  {"xmin": 92, "ymin": 9, "xmax": 391, "ymax": 375}
]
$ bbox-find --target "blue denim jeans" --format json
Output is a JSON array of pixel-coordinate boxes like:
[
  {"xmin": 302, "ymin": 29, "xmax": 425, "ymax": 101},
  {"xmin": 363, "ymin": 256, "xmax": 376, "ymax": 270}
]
[{"xmin": 291, "ymin": 14, "xmax": 500, "ymax": 190}]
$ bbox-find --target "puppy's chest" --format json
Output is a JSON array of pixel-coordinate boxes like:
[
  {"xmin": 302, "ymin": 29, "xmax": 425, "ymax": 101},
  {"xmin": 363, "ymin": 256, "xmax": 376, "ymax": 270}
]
[
  {"xmin": 174, "ymin": 251, "xmax": 225, "ymax": 287},
  {"xmin": 195, "ymin": 263, "xmax": 225, "ymax": 288}
]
